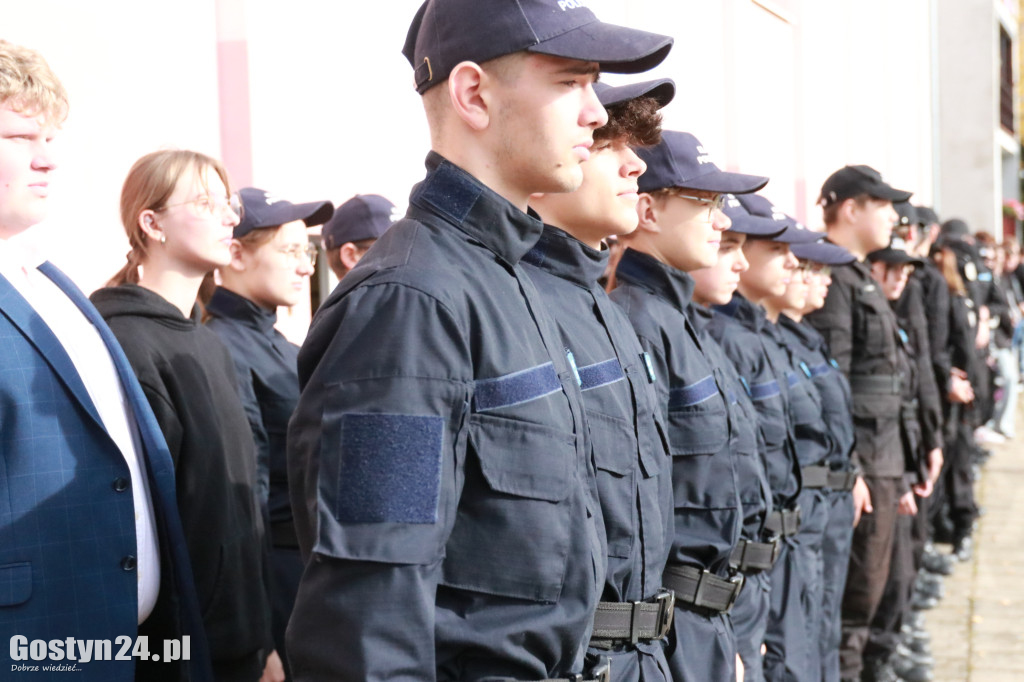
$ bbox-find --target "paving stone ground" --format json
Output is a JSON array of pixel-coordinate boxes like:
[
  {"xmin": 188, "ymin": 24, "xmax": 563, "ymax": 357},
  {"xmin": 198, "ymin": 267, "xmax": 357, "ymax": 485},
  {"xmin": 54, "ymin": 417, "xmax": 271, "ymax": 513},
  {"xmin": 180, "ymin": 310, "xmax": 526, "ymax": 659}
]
[{"xmin": 929, "ymin": 406, "xmax": 1024, "ymax": 682}]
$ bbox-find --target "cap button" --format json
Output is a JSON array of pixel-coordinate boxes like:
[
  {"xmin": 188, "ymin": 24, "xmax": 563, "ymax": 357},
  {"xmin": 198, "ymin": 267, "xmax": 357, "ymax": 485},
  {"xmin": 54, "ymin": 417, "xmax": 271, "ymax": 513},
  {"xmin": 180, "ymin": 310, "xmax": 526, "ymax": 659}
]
[
  {"xmin": 112, "ymin": 477, "xmax": 129, "ymax": 492},
  {"xmin": 121, "ymin": 556, "xmax": 137, "ymax": 572}
]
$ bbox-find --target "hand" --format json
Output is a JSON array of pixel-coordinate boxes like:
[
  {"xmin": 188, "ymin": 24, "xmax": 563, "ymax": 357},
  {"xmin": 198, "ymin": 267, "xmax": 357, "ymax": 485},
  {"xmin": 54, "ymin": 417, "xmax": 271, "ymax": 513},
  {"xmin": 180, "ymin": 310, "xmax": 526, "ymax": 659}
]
[
  {"xmin": 948, "ymin": 374, "xmax": 974, "ymax": 403},
  {"xmin": 260, "ymin": 650, "xmax": 286, "ymax": 682},
  {"xmin": 736, "ymin": 653, "xmax": 744, "ymax": 682},
  {"xmin": 898, "ymin": 491, "xmax": 918, "ymax": 516},
  {"xmin": 912, "ymin": 478, "xmax": 933, "ymax": 499},
  {"xmin": 852, "ymin": 476, "xmax": 872, "ymax": 527}
]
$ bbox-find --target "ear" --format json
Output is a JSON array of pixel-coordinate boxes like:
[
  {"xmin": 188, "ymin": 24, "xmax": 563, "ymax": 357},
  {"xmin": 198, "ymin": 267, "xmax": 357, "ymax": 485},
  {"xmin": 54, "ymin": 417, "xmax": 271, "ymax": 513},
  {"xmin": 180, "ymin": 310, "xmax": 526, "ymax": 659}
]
[
  {"xmin": 635, "ymin": 193, "xmax": 660, "ymax": 234},
  {"xmin": 225, "ymin": 240, "xmax": 247, "ymax": 272},
  {"xmin": 839, "ymin": 198, "xmax": 859, "ymax": 223},
  {"xmin": 448, "ymin": 61, "xmax": 490, "ymax": 131},
  {"xmin": 339, "ymin": 243, "xmax": 362, "ymax": 271},
  {"xmin": 139, "ymin": 210, "xmax": 164, "ymax": 243}
]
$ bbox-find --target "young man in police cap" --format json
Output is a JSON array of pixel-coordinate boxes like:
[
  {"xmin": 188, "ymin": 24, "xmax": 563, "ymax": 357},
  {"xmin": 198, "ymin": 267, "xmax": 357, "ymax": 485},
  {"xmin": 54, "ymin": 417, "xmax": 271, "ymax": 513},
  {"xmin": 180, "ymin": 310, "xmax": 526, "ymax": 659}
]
[
  {"xmin": 285, "ymin": 1, "xmax": 672, "ymax": 680},
  {"xmin": 525, "ymin": 77, "xmax": 676, "ymax": 682},
  {"xmin": 320, "ymin": 193, "xmax": 398, "ymax": 280},
  {"xmin": 805, "ymin": 164, "xmax": 913, "ymax": 682},
  {"xmin": 608, "ymin": 130, "xmax": 768, "ymax": 682}
]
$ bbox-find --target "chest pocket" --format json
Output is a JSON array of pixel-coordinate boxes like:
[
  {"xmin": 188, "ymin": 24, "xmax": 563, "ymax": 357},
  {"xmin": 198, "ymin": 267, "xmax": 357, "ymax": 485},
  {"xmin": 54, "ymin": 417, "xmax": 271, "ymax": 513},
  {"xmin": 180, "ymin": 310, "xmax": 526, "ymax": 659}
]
[
  {"xmin": 587, "ymin": 409, "xmax": 637, "ymax": 559},
  {"xmin": 749, "ymin": 379, "xmax": 787, "ymax": 449},
  {"xmin": 443, "ymin": 413, "xmax": 575, "ymax": 603},
  {"xmin": 666, "ymin": 375, "xmax": 729, "ymax": 456},
  {"xmin": 855, "ymin": 288, "xmax": 895, "ymax": 352}
]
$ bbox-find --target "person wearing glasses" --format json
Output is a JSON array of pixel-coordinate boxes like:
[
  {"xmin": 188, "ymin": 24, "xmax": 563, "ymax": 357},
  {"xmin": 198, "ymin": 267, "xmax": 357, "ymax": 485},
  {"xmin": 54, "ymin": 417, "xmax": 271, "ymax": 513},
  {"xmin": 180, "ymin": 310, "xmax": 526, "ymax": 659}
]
[
  {"xmin": 608, "ymin": 130, "xmax": 768, "ymax": 681},
  {"xmin": 91, "ymin": 150, "xmax": 273, "ymax": 682},
  {"xmin": 204, "ymin": 187, "xmax": 333, "ymax": 682}
]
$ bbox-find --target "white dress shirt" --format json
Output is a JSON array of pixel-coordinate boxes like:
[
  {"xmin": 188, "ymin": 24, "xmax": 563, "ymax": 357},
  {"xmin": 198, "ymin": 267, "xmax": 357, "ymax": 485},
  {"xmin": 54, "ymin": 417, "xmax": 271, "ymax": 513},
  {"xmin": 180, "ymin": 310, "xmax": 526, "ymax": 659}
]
[{"xmin": 0, "ymin": 240, "xmax": 160, "ymax": 624}]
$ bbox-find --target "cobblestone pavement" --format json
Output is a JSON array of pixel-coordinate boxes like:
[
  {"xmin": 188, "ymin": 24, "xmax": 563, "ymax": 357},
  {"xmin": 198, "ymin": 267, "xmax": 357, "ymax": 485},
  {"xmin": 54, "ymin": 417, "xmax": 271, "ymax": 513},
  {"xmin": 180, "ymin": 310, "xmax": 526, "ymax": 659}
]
[{"xmin": 929, "ymin": 412, "xmax": 1024, "ymax": 681}]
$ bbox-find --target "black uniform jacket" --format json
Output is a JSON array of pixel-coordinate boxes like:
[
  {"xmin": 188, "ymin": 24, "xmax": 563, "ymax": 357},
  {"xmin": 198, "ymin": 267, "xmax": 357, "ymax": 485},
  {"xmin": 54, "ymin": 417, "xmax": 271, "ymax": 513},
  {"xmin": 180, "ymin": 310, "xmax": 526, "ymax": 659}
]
[
  {"xmin": 205, "ymin": 286, "xmax": 299, "ymax": 540},
  {"xmin": 522, "ymin": 228, "xmax": 672, "ymax": 604},
  {"xmin": 690, "ymin": 304, "xmax": 772, "ymax": 543},
  {"xmin": 806, "ymin": 260, "xmax": 905, "ymax": 477},
  {"xmin": 609, "ymin": 248, "xmax": 742, "ymax": 576},
  {"xmin": 711, "ymin": 293, "xmax": 801, "ymax": 510},
  {"xmin": 778, "ymin": 315, "xmax": 854, "ymax": 473},
  {"xmin": 895, "ymin": 279, "xmax": 944, "ymax": 457},
  {"xmin": 286, "ymin": 153, "xmax": 604, "ymax": 681}
]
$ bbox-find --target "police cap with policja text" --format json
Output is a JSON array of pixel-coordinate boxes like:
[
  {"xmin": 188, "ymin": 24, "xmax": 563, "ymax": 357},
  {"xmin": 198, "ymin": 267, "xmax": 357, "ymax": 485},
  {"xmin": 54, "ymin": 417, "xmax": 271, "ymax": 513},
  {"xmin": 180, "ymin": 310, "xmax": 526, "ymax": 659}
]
[
  {"xmin": 403, "ymin": 0, "xmax": 674, "ymax": 94},
  {"xmin": 635, "ymin": 131, "xmax": 769, "ymax": 195}
]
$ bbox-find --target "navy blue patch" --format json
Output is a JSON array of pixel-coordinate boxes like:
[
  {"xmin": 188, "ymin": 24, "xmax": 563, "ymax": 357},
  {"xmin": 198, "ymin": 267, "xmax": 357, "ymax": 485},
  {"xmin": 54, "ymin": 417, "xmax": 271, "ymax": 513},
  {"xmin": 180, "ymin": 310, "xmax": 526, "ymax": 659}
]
[
  {"xmin": 475, "ymin": 362, "xmax": 562, "ymax": 411},
  {"xmin": 642, "ymin": 352, "xmax": 656, "ymax": 383},
  {"xmin": 749, "ymin": 379, "xmax": 781, "ymax": 401},
  {"xmin": 333, "ymin": 413, "xmax": 444, "ymax": 524},
  {"xmin": 669, "ymin": 374, "xmax": 719, "ymax": 409},
  {"xmin": 786, "ymin": 371, "xmax": 799, "ymax": 388},
  {"xmin": 579, "ymin": 358, "xmax": 625, "ymax": 391},
  {"xmin": 565, "ymin": 350, "xmax": 582, "ymax": 387},
  {"xmin": 414, "ymin": 162, "xmax": 481, "ymax": 225},
  {"xmin": 809, "ymin": 362, "xmax": 831, "ymax": 378}
]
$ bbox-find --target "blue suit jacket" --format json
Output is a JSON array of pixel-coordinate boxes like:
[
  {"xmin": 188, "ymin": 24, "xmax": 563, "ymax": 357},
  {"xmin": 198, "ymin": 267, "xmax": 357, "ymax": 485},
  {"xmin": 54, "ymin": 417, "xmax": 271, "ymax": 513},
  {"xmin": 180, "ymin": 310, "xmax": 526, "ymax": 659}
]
[{"xmin": 0, "ymin": 263, "xmax": 210, "ymax": 681}]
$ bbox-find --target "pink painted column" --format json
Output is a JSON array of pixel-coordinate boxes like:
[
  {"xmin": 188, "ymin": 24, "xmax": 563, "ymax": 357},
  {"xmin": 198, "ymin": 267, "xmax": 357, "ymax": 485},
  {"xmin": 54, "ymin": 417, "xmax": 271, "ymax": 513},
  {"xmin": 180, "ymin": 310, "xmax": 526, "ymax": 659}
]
[{"xmin": 215, "ymin": 0, "xmax": 253, "ymax": 188}]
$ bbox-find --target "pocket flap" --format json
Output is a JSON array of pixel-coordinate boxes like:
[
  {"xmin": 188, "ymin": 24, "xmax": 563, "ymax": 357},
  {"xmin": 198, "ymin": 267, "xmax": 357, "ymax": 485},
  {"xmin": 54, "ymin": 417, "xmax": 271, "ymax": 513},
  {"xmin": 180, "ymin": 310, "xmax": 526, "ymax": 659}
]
[
  {"xmin": 0, "ymin": 562, "xmax": 31, "ymax": 607},
  {"xmin": 587, "ymin": 410, "xmax": 635, "ymax": 476},
  {"xmin": 470, "ymin": 415, "xmax": 573, "ymax": 502},
  {"xmin": 667, "ymin": 400, "xmax": 729, "ymax": 456}
]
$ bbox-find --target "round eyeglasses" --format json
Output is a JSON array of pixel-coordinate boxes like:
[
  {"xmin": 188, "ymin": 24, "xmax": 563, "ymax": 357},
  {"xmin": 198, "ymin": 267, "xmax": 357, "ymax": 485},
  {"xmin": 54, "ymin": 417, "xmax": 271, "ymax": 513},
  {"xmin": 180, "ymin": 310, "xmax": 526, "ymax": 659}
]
[{"xmin": 158, "ymin": 193, "xmax": 244, "ymax": 220}]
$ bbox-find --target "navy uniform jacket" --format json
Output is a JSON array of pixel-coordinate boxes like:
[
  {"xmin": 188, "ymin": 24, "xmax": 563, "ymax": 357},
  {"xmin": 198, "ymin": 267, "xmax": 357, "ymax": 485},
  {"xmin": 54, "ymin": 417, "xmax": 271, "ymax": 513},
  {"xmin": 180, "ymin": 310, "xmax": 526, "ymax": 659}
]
[
  {"xmin": 777, "ymin": 316, "xmax": 855, "ymax": 473},
  {"xmin": 690, "ymin": 304, "xmax": 772, "ymax": 544},
  {"xmin": 610, "ymin": 249, "xmax": 742, "ymax": 576},
  {"xmin": 711, "ymin": 294, "xmax": 801, "ymax": 510},
  {"xmin": 286, "ymin": 154, "xmax": 604, "ymax": 681},
  {"xmin": 806, "ymin": 261, "xmax": 904, "ymax": 478},
  {"xmin": 522, "ymin": 228, "xmax": 672, "ymax": 604},
  {"xmin": 205, "ymin": 286, "xmax": 298, "ymax": 539},
  {"xmin": 0, "ymin": 263, "xmax": 210, "ymax": 681}
]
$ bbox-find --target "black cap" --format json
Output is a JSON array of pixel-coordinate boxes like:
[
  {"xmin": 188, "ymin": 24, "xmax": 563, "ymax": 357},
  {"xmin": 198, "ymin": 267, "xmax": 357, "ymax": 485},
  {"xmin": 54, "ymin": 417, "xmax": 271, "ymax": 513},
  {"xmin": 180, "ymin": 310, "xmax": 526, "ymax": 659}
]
[
  {"xmin": 322, "ymin": 194, "xmax": 399, "ymax": 250},
  {"xmin": 894, "ymin": 201, "xmax": 917, "ymax": 227},
  {"xmin": 791, "ymin": 239, "xmax": 856, "ymax": 266},
  {"xmin": 818, "ymin": 165, "xmax": 913, "ymax": 207},
  {"xmin": 636, "ymin": 131, "xmax": 769, "ymax": 194},
  {"xmin": 721, "ymin": 194, "xmax": 786, "ymax": 237},
  {"xmin": 594, "ymin": 78, "xmax": 674, "ymax": 108},
  {"xmin": 403, "ymin": 0, "xmax": 673, "ymax": 94},
  {"xmin": 914, "ymin": 205, "xmax": 939, "ymax": 226},
  {"xmin": 735, "ymin": 194, "xmax": 821, "ymax": 244},
  {"xmin": 235, "ymin": 187, "xmax": 334, "ymax": 239},
  {"xmin": 940, "ymin": 218, "xmax": 970, "ymax": 239},
  {"xmin": 867, "ymin": 237, "xmax": 925, "ymax": 267}
]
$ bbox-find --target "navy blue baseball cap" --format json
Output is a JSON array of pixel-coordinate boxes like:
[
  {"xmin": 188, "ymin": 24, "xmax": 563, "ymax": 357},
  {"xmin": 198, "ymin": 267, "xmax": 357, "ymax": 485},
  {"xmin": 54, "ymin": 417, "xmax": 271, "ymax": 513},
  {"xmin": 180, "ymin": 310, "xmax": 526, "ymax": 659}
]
[
  {"xmin": 403, "ymin": 0, "xmax": 674, "ymax": 94},
  {"xmin": 721, "ymin": 194, "xmax": 786, "ymax": 237},
  {"xmin": 818, "ymin": 164, "xmax": 913, "ymax": 207},
  {"xmin": 894, "ymin": 201, "xmax": 917, "ymax": 227},
  {"xmin": 867, "ymin": 237, "xmax": 925, "ymax": 267},
  {"xmin": 915, "ymin": 205, "xmax": 939, "ymax": 226},
  {"xmin": 791, "ymin": 239, "xmax": 855, "ymax": 266},
  {"xmin": 322, "ymin": 194, "xmax": 399, "ymax": 250},
  {"xmin": 595, "ymin": 78, "xmax": 674, "ymax": 108},
  {"xmin": 636, "ymin": 131, "xmax": 769, "ymax": 194},
  {"xmin": 235, "ymin": 187, "xmax": 334, "ymax": 239},
  {"xmin": 736, "ymin": 194, "xmax": 821, "ymax": 244}
]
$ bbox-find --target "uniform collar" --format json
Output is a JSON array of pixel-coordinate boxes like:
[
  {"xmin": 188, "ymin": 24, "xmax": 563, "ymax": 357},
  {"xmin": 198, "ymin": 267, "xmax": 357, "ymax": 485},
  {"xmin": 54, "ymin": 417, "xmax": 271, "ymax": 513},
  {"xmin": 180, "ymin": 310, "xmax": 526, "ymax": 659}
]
[
  {"xmin": 521, "ymin": 226, "xmax": 608, "ymax": 288},
  {"xmin": 778, "ymin": 313, "xmax": 821, "ymax": 350},
  {"xmin": 614, "ymin": 247, "xmax": 694, "ymax": 310},
  {"xmin": 409, "ymin": 152, "xmax": 545, "ymax": 266},
  {"xmin": 206, "ymin": 286, "xmax": 278, "ymax": 333},
  {"xmin": 714, "ymin": 292, "xmax": 766, "ymax": 332},
  {"xmin": 687, "ymin": 302, "xmax": 714, "ymax": 332}
]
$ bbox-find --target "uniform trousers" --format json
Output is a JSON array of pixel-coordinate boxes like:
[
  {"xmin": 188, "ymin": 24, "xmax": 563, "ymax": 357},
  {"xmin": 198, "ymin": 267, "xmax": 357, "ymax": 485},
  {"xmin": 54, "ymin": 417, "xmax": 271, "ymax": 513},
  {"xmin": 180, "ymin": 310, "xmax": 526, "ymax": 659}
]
[
  {"xmin": 733, "ymin": 570, "xmax": 771, "ymax": 682},
  {"xmin": 667, "ymin": 604, "xmax": 736, "ymax": 682},
  {"xmin": 820, "ymin": 490, "xmax": 855, "ymax": 682}
]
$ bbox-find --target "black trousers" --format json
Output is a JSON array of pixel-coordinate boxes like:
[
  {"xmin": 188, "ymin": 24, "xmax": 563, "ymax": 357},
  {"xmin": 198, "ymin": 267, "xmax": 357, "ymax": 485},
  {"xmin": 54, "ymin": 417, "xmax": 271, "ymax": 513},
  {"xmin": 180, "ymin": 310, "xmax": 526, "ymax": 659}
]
[
  {"xmin": 864, "ymin": 512, "xmax": 915, "ymax": 662},
  {"xmin": 839, "ymin": 475, "xmax": 900, "ymax": 680}
]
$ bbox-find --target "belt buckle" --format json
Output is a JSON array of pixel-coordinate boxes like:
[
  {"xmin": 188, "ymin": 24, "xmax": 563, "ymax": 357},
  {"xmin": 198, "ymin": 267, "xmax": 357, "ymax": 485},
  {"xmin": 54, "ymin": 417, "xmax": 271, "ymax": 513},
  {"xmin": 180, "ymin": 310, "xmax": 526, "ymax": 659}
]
[
  {"xmin": 654, "ymin": 588, "xmax": 675, "ymax": 639},
  {"xmin": 725, "ymin": 574, "xmax": 745, "ymax": 613},
  {"xmin": 767, "ymin": 534, "xmax": 782, "ymax": 564},
  {"xmin": 591, "ymin": 660, "xmax": 611, "ymax": 682}
]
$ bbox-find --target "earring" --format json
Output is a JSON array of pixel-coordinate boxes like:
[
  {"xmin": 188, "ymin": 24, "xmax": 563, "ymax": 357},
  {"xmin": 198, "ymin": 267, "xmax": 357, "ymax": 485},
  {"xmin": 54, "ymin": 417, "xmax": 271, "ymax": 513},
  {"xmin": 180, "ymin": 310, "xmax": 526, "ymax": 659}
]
[{"xmin": 159, "ymin": 235, "xmax": 166, "ymax": 244}]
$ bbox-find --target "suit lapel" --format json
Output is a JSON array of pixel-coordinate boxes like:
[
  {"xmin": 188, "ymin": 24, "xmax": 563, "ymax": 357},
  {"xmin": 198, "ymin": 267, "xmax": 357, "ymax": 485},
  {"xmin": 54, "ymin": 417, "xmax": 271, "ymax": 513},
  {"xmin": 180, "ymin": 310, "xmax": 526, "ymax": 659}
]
[{"xmin": 0, "ymin": 269, "xmax": 105, "ymax": 429}]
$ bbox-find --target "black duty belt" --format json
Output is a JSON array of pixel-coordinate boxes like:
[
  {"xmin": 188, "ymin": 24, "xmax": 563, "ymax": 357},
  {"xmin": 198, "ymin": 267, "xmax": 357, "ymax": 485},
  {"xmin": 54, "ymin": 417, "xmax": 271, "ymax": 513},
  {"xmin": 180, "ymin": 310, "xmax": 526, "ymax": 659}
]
[
  {"xmin": 729, "ymin": 536, "xmax": 781, "ymax": 572},
  {"xmin": 827, "ymin": 470, "xmax": 858, "ymax": 491},
  {"xmin": 764, "ymin": 507, "xmax": 801, "ymax": 537},
  {"xmin": 589, "ymin": 589, "xmax": 675, "ymax": 646},
  {"xmin": 539, "ymin": 661, "xmax": 610, "ymax": 682},
  {"xmin": 801, "ymin": 466, "xmax": 830, "ymax": 489},
  {"xmin": 849, "ymin": 373, "xmax": 902, "ymax": 395},
  {"xmin": 662, "ymin": 564, "xmax": 744, "ymax": 614}
]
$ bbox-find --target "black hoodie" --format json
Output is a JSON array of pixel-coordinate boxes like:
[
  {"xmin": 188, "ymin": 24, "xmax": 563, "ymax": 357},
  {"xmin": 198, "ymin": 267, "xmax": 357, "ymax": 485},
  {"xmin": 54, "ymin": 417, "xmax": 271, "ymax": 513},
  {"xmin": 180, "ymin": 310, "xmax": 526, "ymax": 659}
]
[{"xmin": 90, "ymin": 283, "xmax": 269, "ymax": 666}]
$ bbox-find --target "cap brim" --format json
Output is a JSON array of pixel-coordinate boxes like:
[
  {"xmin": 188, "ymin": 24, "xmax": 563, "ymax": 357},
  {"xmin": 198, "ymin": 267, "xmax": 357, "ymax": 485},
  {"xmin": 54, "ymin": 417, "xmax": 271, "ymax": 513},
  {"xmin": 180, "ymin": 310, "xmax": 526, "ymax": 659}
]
[
  {"xmin": 771, "ymin": 225, "xmax": 823, "ymax": 244},
  {"xmin": 867, "ymin": 248, "xmax": 925, "ymax": 266},
  {"xmin": 681, "ymin": 168, "xmax": 770, "ymax": 194},
  {"xmin": 790, "ymin": 241, "xmax": 856, "ymax": 265},
  {"xmin": 722, "ymin": 210, "xmax": 788, "ymax": 238},
  {"xmin": 597, "ymin": 78, "xmax": 674, "ymax": 108},
  {"xmin": 294, "ymin": 200, "xmax": 335, "ymax": 227},
  {"xmin": 869, "ymin": 185, "xmax": 913, "ymax": 204},
  {"xmin": 528, "ymin": 20, "xmax": 673, "ymax": 74}
]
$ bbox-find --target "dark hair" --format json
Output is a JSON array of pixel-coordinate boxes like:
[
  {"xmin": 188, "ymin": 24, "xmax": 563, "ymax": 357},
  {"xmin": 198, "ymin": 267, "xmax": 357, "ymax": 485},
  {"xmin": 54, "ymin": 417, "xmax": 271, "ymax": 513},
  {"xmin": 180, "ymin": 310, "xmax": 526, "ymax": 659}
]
[
  {"xmin": 326, "ymin": 237, "xmax": 376, "ymax": 280},
  {"xmin": 822, "ymin": 193, "xmax": 871, "ymax": 226},
  {"xmin": 595, "ymin": 95, "xmax": 663, "ymax": 147}
]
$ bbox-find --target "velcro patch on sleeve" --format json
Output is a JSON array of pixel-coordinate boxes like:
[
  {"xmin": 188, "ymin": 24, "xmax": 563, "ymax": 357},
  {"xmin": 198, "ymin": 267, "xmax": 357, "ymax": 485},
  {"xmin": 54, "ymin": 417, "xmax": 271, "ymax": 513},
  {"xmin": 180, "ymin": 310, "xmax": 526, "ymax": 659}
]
[
  {"xmin": 474, "ymin": 362, "xmax": 561, "ymax": 411},
  {"xmin": 333, "ymin": 413, "xmax": 444, "ymax": 524},
  {"xmin": 578, "ymin": 358, "xmax": 625, "ymax": 392},
  {"xmin": 669, "ymin": 374, "xmax": 718, "ymax": 409}
]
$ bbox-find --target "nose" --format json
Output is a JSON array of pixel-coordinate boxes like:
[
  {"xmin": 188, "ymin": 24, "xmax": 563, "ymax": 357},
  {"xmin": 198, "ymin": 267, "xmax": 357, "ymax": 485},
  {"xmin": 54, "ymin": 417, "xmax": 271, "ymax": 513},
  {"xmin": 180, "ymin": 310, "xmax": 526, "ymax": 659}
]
[
  {"xmin": 712, "ymin": 207, "xmax": 731, "ymax": 231},
  {"xmin": 783, "ymin": 250, "xmax": 798, "ymax": 270},
  {"xmin": 582, "ymin": 81, "xmax": 609, "ymax": 130},
  {"xmin": 224, "ymin": 208, "xmax": 240, "ymax": 228},
  {"xmin": 735, "ymin": 248, "xmax": 750, "ymax": 273},
  {"xmin": 623, "ymin": 149, "xmax": 646, "ymax": 178},
  {"xmin": 32, "ymin": 139, "xmax": 57, "ymax": 172},
  {"xmin": 297, "ymin": 256, "xmax": 315, "ymax": 276}
]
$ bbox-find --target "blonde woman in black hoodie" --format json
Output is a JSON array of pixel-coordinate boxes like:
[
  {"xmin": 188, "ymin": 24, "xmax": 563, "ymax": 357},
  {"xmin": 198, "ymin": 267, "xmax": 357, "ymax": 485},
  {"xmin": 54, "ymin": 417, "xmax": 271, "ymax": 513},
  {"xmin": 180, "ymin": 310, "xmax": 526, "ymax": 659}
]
[{"xmin": 91, "ymin": 150, "xmax": 273, "ymax": 682}]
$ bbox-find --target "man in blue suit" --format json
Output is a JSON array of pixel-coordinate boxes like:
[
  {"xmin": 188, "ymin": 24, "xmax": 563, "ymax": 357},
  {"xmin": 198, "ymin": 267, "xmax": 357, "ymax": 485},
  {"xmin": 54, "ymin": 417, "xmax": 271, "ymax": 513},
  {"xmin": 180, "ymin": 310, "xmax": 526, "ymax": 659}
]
[{"xmin": 0, "ymin": 40, "xmax": 209, "ymax": 681}]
